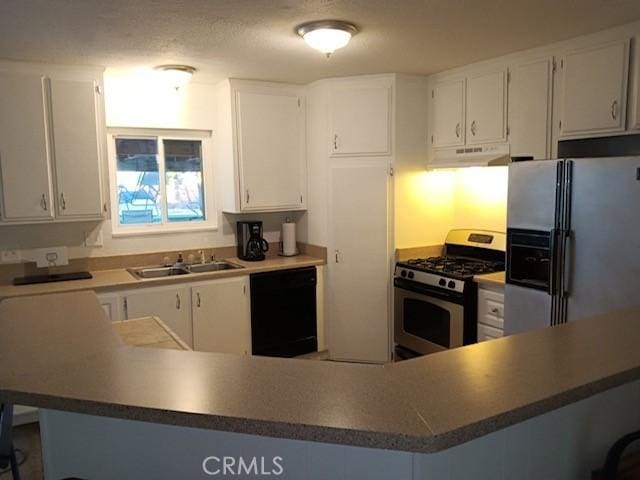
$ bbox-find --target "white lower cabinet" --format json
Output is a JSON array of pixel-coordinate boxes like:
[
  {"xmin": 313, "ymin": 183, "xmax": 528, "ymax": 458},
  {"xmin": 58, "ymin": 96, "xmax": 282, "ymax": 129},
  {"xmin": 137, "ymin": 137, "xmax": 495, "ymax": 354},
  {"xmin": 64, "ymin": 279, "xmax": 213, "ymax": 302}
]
[
  {"xmin": 124, "ymin": 285, "xmax": 193, "ymax": 348},
  {"xmin": 477, "ymin": 285, "xmax": 505, "ymax": 342},
  {"xmin": 96, "ymin": 293, "xmax": 123, "ymax": 322},
  {"xmin": 192, "ymin": 276, "xmax": 251, "ymax": 355}
]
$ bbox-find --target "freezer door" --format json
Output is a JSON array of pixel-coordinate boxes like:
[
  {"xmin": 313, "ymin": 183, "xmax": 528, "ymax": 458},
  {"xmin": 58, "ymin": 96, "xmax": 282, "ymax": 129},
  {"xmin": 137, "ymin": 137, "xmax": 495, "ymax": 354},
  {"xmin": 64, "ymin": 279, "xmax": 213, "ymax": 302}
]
[
  {"xmin": 504, "ymin": 283, "xmax": 553, "ymax": 335},
  {"xmin": 565, "ymin": 156, "xmax": 640, "ymax": 321},
  {"xmin": 507, "ymin": 160, "xmax": 562, "ymax": 231}
]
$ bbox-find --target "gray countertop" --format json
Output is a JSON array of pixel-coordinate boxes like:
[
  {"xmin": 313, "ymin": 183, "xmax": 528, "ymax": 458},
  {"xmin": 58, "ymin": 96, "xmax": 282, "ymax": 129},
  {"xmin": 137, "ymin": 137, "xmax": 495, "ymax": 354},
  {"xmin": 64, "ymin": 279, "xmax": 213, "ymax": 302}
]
[{"xmin": 1, "ymin": 291, "xmax": 640, "ymax": 453}]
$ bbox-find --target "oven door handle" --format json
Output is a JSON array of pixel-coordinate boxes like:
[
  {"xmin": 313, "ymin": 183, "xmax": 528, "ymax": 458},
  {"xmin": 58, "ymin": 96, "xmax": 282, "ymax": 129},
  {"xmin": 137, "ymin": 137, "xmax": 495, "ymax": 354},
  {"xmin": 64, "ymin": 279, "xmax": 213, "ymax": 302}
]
[{"xmin": 394, "ymin": 278, "xmax": 465, "ymax": 303}]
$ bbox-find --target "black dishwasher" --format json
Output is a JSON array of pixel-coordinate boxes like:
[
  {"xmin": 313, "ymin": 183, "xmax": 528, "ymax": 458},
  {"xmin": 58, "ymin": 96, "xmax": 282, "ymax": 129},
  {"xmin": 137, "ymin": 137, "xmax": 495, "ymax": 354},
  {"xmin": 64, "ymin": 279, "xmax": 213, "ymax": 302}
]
[{"xmin": 250, "ymin": 267, "xmax": 317, "ymax": 357}]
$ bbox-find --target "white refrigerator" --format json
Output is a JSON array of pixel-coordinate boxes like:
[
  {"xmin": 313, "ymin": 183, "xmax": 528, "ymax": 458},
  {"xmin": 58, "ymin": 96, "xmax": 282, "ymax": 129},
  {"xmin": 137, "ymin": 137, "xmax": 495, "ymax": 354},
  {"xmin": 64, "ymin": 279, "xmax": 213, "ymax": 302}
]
[{"xmin": 504, "ymin": 156, "xmax": 640, "ymax": 335}]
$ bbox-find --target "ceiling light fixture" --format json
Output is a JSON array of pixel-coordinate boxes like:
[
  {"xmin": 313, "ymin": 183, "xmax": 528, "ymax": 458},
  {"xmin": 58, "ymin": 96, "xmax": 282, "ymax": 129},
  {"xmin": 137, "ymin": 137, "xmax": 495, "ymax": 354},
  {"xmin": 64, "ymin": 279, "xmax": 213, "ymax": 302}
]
[
  {"xmin": 296, "ymin": 20, "xmax": 358, "ymax": 58},
  {"xmin": 154, "ymin": 65, "xmax": 196, "ymax": 90}
]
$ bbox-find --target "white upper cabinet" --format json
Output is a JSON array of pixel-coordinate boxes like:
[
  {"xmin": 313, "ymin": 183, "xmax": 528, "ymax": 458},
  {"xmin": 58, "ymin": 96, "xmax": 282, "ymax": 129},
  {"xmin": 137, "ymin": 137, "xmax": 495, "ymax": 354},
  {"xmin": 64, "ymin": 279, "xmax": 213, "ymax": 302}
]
[
  {"xmin": 236, "ymin": 89, "xmax": 304, "ymax": 211},
  {"xmin": 508, "ymin": 57, "xmax": 554, "ymax": 159},
  {"xmin": 0, "ymin": 71, "xmax": 54, "ymax": 221},
  {"xmin": 192, "ymin": 276, "xmax": 250, "ymax": 355},
  {"xmin": 466, "ymin": 69, "xmax": 507, "ymax": 144},
  {"xmin": 431, "ymin": 79, "xmax": 465, "ymax": 148},
  {"xmin": 50, "ymin": 79, "xmax": 103, "ymax": 218},
  {"xmin": 0, "ymin": 63, "xmax": 105, "ymax": 225},
  {"xmin": 217, "ymin": 79, "xmax": 307, "ymax": 213},
  {"xmin": 629, "ymin": 35, "xmax": 640, "ymax": 131},
  {"xmin": 559, "ymin": 39, "xmax": 630, "ymax": 137},
  {"xmin": 328, "ymin": 79, "xmax": 391, "ymax": 156}
]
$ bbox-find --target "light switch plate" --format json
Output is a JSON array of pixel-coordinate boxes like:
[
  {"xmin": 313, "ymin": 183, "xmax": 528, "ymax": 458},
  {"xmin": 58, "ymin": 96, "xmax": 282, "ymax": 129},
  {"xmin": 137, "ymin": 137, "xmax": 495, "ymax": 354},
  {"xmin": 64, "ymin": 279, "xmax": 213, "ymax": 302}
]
[{"xmin": 0, "ymin": 250, "xmax": 21, "ymax": 263}]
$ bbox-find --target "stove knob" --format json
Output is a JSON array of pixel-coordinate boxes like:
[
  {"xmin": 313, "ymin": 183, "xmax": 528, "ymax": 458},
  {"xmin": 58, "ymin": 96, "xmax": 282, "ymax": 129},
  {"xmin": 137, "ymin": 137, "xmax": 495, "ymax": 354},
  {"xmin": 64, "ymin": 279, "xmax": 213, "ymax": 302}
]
[
  {"xmin": 408, "ymin": 271, "xmax": 415, "ymax": 279},
  {"xmin": 439, "ymin": 279, "xmax": 446, "ymax": 286},
  {"xmin": 401, "ymin": 270, "xmax": 407, "ymax": 278},
  {"xmin": 448, "ymin": 280, "xmax": 456, "ymax": 289}
]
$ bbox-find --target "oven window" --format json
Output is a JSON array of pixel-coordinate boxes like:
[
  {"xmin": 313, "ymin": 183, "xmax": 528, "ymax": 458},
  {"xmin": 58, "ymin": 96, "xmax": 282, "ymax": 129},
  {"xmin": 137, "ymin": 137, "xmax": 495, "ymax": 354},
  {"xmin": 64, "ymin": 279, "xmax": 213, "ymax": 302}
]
[{"xmin": 403, "ymin": 298, "xmax": 451, "ymax": 348}]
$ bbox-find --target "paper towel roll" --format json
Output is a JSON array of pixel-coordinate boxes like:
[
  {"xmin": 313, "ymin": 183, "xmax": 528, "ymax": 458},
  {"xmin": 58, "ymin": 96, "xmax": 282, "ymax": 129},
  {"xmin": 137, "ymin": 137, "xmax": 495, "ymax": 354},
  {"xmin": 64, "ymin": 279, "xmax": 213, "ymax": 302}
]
[{"xmin": 282, "ymin": 221, "xmax": 297, "ymax": 256}]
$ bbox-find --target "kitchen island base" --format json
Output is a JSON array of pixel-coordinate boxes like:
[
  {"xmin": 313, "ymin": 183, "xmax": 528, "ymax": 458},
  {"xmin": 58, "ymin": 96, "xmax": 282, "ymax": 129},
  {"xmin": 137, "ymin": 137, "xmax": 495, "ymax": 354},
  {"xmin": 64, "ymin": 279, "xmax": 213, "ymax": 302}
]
[{"xmin": 40, "ymin": 379, "xmax": 640, "ymax": 480}]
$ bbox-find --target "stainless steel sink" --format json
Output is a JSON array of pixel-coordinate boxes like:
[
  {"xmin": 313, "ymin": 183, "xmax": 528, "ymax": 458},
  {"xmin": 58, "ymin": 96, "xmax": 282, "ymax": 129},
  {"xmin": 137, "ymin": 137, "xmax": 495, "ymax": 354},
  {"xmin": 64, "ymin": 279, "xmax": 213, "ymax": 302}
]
[
  {"xmin": 188, "ymin": 261, "xmax": 243, "ymax": 273},
  {"xmin": 128, "ymin": 261, "xmax": 243, "ymax": 279},
  {"xmin": 128, "ymin": 266, "xmax": 191, "ymax": 279}
]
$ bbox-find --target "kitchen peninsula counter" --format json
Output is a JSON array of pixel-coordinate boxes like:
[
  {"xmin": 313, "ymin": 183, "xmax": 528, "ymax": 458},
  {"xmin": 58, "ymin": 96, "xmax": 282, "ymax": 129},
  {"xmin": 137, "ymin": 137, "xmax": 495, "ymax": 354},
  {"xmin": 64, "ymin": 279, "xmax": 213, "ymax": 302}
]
[{"xmin": 1, "ymin": 291, "xmax": 640, "ymax": 455}]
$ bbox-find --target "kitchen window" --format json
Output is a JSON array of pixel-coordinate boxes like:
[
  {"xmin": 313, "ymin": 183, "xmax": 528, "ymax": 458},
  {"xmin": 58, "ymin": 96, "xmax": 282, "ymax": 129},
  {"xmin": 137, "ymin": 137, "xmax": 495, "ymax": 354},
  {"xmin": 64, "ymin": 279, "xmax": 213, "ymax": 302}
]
[{"xmin": 108, "ymin": 130, "xmax": 216, "ymax": 236}]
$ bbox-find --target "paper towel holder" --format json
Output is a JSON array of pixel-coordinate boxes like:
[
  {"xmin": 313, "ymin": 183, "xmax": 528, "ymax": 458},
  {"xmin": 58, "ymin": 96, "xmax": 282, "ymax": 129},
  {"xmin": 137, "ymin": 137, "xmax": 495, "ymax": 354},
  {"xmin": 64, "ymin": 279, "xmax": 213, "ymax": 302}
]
[{"xmin": 279, "ymin": 218, "xmax": 299, "ymax": 257}]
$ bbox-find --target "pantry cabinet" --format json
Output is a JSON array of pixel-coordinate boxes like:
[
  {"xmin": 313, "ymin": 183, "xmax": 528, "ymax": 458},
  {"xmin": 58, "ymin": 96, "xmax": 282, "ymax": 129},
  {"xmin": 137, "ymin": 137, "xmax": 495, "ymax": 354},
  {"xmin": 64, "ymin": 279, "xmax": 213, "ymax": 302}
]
[
  {"xmin": 192, "ymin": 276, "xmax": 250, "ymax": 355},
  {"xmin": 124, "ymin": 285, "xmax": 192, "ymax": 347},
  {"xmin": 0, "ymin": 64, "xmax": 105, "ymax": 224},
  {"xmin": 431, "ymin": 78, "xmax": 465, "ymax": 148},
  {"xmin": 328, "ymin": 162, "xmax": 391, "ymax": 363},
  {"xmin": 466, "ymin": 68, "xmax": 507, "ymax": 144},
  {"xmin": 508, "ymin": 57, "xmax": 554, "ymax": 159},
  {"xmin": 0, "ymin": 71, "xmax": 54, "ymax": 221},
  {"xmin": 217, "ymin": 79, "xmax": 307, "ymax": 213},
  {"xmin": 559, "ymin": 39, "xmax": 630, "ymax": 137},
  {"xmin": 328, "ymin": 79, "xmax": 391, "ymax": 156}
]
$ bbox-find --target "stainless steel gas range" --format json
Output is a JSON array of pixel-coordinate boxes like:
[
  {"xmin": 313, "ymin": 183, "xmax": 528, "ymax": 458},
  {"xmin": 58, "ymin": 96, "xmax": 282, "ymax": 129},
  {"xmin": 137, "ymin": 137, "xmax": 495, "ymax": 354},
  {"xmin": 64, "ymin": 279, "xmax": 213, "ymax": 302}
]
[{"xmin": 394, "ymin": 229, "xmax": 506, "ymax": 356}]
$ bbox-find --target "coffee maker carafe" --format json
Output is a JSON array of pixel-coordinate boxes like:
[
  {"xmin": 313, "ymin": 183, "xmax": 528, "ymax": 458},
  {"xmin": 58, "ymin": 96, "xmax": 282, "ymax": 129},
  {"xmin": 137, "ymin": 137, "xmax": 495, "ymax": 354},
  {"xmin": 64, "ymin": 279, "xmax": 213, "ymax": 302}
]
[{"xmin": 237, "ymin": 221, "xmax": 269, "ymax": 261}]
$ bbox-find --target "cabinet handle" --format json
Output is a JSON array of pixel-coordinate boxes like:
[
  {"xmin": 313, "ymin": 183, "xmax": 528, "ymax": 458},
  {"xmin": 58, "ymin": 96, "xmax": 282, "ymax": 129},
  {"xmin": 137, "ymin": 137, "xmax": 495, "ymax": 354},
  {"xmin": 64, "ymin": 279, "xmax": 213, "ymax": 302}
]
[
  {"xmin": 455, "ymin": 122, "xmax": 460, "ymax": 138},
  {"xmin": 491, "ymin": 307, "xmax": 499, "ymax": 314},
  {"xmin": 40, "ymin": 194, "xmax": 47, "ymax": 211},
  {"xmin": 470, "ymin": 121, "xmax": 477, "ymax": 136},
  {"xmin": 611, "ymin": 100, "xmax": 618, "ymax": 120},
  {"xmin": 196, "ymin": 292, "xmax": 201, "ymax": 308},
  {"xmin": 60, "ymin": 193, "xmax": 66, "ymax": 210},
  {"xmin": 335, "ymin": 250, "xmax": 340, "ymax": 263},
  {"xmin": 176, "ymin": 293, "xmax": 181, "ymax": 310},
  {"xmin": 245, "ymin": 189, "xmax": 250, "ymax": 204},
  {"xmin": 333, "ymin": 134, "xmax": 338, "ymax": 150}
]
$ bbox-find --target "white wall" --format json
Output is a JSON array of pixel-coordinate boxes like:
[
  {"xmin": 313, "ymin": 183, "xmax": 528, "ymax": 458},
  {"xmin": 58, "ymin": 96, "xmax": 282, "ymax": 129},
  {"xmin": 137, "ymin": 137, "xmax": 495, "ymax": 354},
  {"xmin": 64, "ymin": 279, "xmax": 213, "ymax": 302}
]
[{"xmin": 0, "ymin": 68, "xmax": 306, "ymax": 259}]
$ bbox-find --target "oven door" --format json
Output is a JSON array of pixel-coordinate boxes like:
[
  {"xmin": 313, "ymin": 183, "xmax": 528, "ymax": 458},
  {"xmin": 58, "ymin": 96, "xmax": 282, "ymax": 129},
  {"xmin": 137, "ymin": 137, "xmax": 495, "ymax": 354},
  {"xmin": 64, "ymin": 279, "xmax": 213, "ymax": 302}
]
[{"xmin": 394, "ymin": 286, "xmax": 464, "ymax": 355}]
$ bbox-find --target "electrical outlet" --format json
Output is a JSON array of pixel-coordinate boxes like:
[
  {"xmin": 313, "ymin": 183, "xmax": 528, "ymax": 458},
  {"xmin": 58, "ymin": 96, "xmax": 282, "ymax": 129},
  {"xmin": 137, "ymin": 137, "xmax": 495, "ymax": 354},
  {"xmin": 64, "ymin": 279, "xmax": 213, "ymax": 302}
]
[{"xmin": 1, "ymin": 250, "xmax": 21, "ymax": 263}]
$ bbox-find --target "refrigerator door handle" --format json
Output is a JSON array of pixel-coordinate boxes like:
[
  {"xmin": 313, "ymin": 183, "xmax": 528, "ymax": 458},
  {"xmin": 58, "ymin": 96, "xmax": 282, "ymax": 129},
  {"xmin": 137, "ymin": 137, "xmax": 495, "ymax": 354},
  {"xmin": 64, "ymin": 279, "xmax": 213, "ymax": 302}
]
[
  {"xmin": 548, "ymin": 228, "xmax": 559, "ymax": 296},
  {"xmin": 561, "ymin": 230, "xmax": 573, "ymax": 297}
]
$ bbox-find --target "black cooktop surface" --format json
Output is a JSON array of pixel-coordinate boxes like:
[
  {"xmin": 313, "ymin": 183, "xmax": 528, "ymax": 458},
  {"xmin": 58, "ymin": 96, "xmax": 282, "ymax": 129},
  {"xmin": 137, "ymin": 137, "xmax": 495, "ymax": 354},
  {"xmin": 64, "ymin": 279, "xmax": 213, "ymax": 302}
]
[
  {"xmin": 13, "ymin": 271, "xmax": 93, "ymax": 286},
  {"xmin": 399, "ymin": 256, "xmax": 504, "ymax": 280}
]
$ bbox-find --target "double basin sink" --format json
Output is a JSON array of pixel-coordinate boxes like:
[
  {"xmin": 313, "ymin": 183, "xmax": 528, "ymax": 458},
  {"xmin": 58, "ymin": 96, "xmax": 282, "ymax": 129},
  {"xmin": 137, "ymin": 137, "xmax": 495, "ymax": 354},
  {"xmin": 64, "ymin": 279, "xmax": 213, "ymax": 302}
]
[{"xmin": 128, "ymin": 261, "xmax": 244, "ymax": 279}]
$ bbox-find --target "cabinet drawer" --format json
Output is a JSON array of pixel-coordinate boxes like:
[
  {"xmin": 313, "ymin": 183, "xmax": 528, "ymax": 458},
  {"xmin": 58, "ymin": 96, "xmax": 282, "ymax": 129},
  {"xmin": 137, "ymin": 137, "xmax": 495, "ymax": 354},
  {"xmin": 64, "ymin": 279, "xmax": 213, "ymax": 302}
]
[
  {"xmin": 477, "ymin": 323, "xmax": 503, "ymax": 342},
  {"xmin": 478, "ymin": 288, "xmax": 504, "ymax": 329}
]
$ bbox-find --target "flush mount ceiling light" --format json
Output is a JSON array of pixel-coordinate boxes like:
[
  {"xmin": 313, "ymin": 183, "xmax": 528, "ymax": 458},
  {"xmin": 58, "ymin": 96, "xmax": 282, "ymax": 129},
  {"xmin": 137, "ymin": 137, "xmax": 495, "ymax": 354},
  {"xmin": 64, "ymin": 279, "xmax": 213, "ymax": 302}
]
[
  {"xmin": 296, "ymin": 20, "xmax": 358, "ymax": 57},
  {"xmin": 154, "ymin": 65, "xmax": 196, "ymax": 90}
]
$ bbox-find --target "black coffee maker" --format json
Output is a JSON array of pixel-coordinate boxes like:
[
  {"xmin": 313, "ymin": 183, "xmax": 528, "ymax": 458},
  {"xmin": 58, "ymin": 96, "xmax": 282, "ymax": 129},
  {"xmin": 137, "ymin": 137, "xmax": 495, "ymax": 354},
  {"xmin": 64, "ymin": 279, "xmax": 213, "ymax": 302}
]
[{"xmin": 237, "ymin": 221, "xmax": 269, "ymax": 261}]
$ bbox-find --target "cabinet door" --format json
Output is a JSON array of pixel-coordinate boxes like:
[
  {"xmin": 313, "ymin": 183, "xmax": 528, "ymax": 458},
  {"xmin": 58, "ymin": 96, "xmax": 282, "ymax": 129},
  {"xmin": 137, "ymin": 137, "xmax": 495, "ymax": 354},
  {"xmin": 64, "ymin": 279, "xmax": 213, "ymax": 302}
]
[
  {"xmin": 560, "ymin": 40, "xmax": 629, "ymax": 137},
  {"xmin": 328, "ymin": 162, "xmax": 390, "ymax": 363},
  {"xmin": 192, "ymin": 276, "xmax": 250, "ymax": 355},
  {"xmin": 477, "ymin": 323, "xmax": 503, "ymax": 343},
  {"xmin": 236, "ymin": 89, "xmax": 305, "ymax": 211},
  {"xmin": 96, "ymin": 293, "xmax": 123, "ymax": 322},
  {"xmin": 329, "ymin": 83, "xmax": 391, "ymax": 156},
  {"xmin": 50, "ymin": 79, "xmax": 103, "ymax": 218},
  {"xmin": 125, "ymin": 286, "xmax": 192, "ymax": 347},
  {"xmin": 509, "ymin": 58, "xmax": 553, "ymax": 159},
  {"xmin": 466, "ymin": 69, "xmax": 507, "ymax": 144},
  {"xmin": 432, "ymin": 79, "xmax": 465, "ymax": 148},
  {"xmin": 628, "ymin": 35, "xmax": 640, "ymax": 130},
  {"xmin": 0, "ymin": 71, "xmax": 54, "ymax": 221}
]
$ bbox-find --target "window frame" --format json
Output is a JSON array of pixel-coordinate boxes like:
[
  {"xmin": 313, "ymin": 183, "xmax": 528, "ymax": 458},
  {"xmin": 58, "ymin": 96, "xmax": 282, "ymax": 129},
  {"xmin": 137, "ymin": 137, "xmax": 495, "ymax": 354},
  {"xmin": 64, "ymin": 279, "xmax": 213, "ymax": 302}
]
[{"xmin": 107, "ymin": 128, "xmax": 217, "ymax": 237}]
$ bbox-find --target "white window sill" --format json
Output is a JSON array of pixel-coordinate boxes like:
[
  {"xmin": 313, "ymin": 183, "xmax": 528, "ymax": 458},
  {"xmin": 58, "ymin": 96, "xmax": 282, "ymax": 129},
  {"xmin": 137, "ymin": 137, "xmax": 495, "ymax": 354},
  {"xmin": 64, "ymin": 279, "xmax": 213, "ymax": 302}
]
[{"xmin": 111, "ymin": 223, "xmax": 218, "ymax": 238}]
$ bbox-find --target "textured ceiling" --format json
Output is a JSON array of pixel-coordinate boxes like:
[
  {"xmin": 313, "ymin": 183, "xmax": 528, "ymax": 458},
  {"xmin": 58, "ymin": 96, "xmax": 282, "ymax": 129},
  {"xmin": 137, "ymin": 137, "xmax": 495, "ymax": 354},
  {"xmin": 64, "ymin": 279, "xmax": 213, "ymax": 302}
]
[{"xmin": 1, "ymin": 0, "xmax": 640, "ymax": 84}]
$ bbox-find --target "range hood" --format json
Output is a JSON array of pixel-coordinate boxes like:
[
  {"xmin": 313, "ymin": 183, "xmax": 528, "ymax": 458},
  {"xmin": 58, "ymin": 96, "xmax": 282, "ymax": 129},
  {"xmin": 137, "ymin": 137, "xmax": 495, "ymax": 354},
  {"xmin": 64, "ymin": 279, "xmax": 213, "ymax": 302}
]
[{"xmin": 430, "ymin": 144, "xmax": 511, "ymax": 169}]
